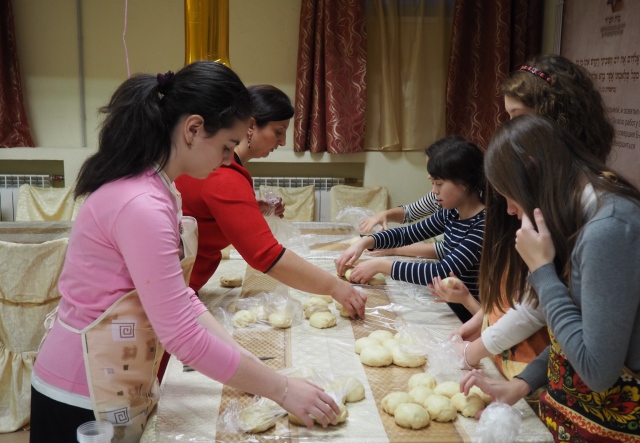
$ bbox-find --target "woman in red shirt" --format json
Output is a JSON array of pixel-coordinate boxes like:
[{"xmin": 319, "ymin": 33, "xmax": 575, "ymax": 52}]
[{"xmin": 175, "ymin": 85, "xmax": 366, "ymax": 317}]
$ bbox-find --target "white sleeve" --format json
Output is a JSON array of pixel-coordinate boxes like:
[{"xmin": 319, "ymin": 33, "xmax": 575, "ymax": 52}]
[{"xmin": 481, "ymin": 299, "xmax": 546, "ymax": 355}]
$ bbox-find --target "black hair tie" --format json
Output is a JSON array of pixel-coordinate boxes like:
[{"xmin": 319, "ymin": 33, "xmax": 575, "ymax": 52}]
[{"xmin": 157, "ymin": 71, "xmax": 175, "ymax": 96}]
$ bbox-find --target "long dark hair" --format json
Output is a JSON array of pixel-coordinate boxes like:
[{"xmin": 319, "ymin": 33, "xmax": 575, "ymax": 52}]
[
  {"xmin": 75, "ymin": 61, "xmax": 251, "ymax": 197},
  {"xmin": 480, "ymin": 115, "xmax": 640, "ymax": 312},
  {"xmin": 247, "ymin": 84, "xmax": 294, "ymax": 127}
]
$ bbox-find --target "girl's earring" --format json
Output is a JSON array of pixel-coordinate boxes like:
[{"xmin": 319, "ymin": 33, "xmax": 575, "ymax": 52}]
[{"xmin": 247, "ymin": 134, "xmax": 252, "ymax": 149}]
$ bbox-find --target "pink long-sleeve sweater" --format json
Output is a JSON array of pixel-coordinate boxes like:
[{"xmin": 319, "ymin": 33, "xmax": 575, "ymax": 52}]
[{"xmin": 33, "ymin": 168, "xmax": 240, "ymax": 398}]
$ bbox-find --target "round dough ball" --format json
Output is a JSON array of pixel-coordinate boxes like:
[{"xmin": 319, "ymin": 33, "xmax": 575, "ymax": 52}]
[
  {"xmin": 359, "ymin": 345, "xmax": 393, "ymax": 367},
  {"xmin": 392, "ymin": 347, "xmax": 426, "ymax": 368},
  {"xmin": 315, "ymin": 294, "xmax": 334, "ymax": 303},
  {"xmin": 408, "ymin": 385, "xmax": 434, "ymax": 404},
  {"xmin": 288, "ymin": 412, "xmax": 307, "ymax": 426},
  {"xmin": 423, "ymin": 394, "xmax": 457, "ymax": 422},
  {"xmin": 368, "ymin": 273, "xmax": 387, "ymax": 285},
  {"xmin": 344, "ymin": 269, "xmax": 353, "ymax": 281},
  {"xmin": 239, "ymin": 404, "xmax": 277, "ymax": 433},
  {"xmin": 451, "ymin": 392, "xmax": 485, "ymax": 418},
  {"xmin": 408, "ymin": 373, "xmax": 437, "ymax": 390},
  {"xmin": 382, "ymin": 338, "xmax": 400, "ymax": 350},
  {"xmin": 304, "ymin": 305, "xmax": 330, "ymax": 319},
  {"xmin": 333, "ymin": 376, "xmax": 365, "ymax": 403},
  {"xmin": 394, "ymin": 403, "xmax": 431, "ymax": 430},
  {"xmin": 249, "ymin": 304, "xmax": 269, "ymax": 322},
  {"xmin": 441, "ymin": 276, "xmax": 462, "ymax": 289},
  {"xmin": 220, "ymin": 274, "xmax": 243, "ymax": 288},
  {"xmin": 334, "ymin": 301, "xmax": 351, "ymax": 318},
  {"xmin": 434, "ymin": 381, "xmax": 461, "ymax": 398},
  {"xmin": 309, "ymin": 311, "xmax": 337, "ymax": 329},
  {"xmin": 233, "ymin": 310, "xmax": 257, "ymax": 328},
  {"xmin": 303, "ymin": 296, "xmax": 329, "ymax": 311},
  {"xmin": 470, "ymin": 385, "xmax": 492, "ymax": 405},
  {"xmin": 354, "ymin": 337, "xmax": 381, "ymax": 354},
  {"xmin": 269, "ymin": 310, "xmax": 292, "ymax": 328},
  {"xmin": 381, "ymin": 392, "xmax": 415, "ymax": 415},
  {"xmin": 307, "ymin": 403, "xmax": 349, "ymax": 425},
  {"xmin": 368, "ymin": 330, "xmax": 395, "ymax": 342}
]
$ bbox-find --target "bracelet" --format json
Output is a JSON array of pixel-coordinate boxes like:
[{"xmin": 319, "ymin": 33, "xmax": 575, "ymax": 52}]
[
  {"xmin": 463, "ymin": 342, "xmax": 479, "ymax": 369},
  {"xmin": 279, "ymin": 376, "xmax": 289, "ymax": 405}
]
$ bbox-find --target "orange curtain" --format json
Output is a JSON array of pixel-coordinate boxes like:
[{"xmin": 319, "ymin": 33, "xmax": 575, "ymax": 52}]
[
  {"xmin": 445, "ymin": 0, "xmax": 542, "ymax": 150},
  {"xmin": 294, "ymin": 0, "xmax": 367, "ymax": 154},
  {"xmin": 0, "ymin": 0, "xmax": 34, "ymax": 148}
]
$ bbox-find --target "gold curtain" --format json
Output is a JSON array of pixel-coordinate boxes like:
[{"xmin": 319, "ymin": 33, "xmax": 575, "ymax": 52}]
[{"xmin": 364, "ymin": 0, "xmax": 453, "ymax": 151}]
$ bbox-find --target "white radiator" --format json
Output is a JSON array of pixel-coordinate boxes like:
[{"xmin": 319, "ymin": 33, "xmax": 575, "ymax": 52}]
[
  {"xmin": 253, "ymin": 177, "xmax": 345, "ymax": 222},
  {"xmin": 0, "ymin": 174, "xmax": 52, "ymax": 221}
]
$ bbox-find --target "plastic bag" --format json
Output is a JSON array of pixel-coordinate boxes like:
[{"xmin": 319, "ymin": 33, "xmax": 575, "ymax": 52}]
[
  {"xmin": 218, "ymin": 396, "xmax": 286, "ymax": 434},
  {"xmin": 334, "ymin": 206, "xmax": 381, "ymax": 234},
  {"xmin": 260, "ymin": 187, "xmax": 282, "ymax": 217},
  {"xmin": 264, "ymin": 215, "xmax": 311, "ymax": 257},
  {"xmin": 476, "ymin": 402, "xmax": 523, "ymax": 443},
  {"xmin": 227, "ymin": 291, "xmax": 304, "ymax": 329}
]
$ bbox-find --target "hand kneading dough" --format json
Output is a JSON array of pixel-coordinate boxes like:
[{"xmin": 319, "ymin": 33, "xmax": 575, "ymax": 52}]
[
  {"xmin": 354, "ymin": 337, "xmax": 381, "ymax": 354},
  {"xmin": 391, "ymin": 347, "xmax": 426, "ymax": 368},
  {"xmin": 309, "ymin": 311, "xmax": 337, "ymax": 329},
  {"xmin": 269, "ymin": 310, "xmax": 292, "ymax": 328},
  {"xmin": 408, "ymin": 373, "xmax": 437, "ymax": 390},
  {"xmin": 382, "ymin": 392, "xmax": 416, "ymax": 415},
  {"xmin": 333, "ymin": 376, "xmax": 365, "ymax": 403},
  {"xmin": 288, "ymin": 412, "xmax": 307, "ymax": 426},
  {"xmin": 233, "ymin": 310, "xmax": 257, "ymax": 328},
  {"xmin": 368, "ymin": 330, "xmax": 395, "ymax": 342},
  {"xmin": 470, "ymin": 385, "xmax": 492, "ymax": 405},
  {"xmin": 394, "ymin": 403, "xmax": 431, "ymax": 430},
  {"xmin": 292, "ymin": 403, "xmax": 348, "ymax": 426},
  {"xmin": 239, "ymin": 404, "xmax": 278, "ymax": 433},
  {"xmin": 220, "ymin": 274, "xmax": 243, "ymax": 288},
  {"xmin": 423, "ymin": 394, "xmax": 457, "ymax": 422},
  {"xmin": 368, "ymin": 273, "xmax": 387, "ymax": 285},
  {"xmin": 408, "ymin": 385, "xmax": 434, "ymax": 404},
  {"xmin": 441, "ymin": 276, "xmax": 462, "ymax": 288},
  {"xmin": 359, "ymin": 345, "xmax": 393, "ymax": 367},
  {"xmin": 451, "ymin": 392, "xmax": 485, "ymax": 418},
  {"xmin": 434, "ymin": 381, "xmax": 461, "ymax": 398},
  {"xmin": 334, "ymin": 301, "xmax": 351, "ymax": 318}
]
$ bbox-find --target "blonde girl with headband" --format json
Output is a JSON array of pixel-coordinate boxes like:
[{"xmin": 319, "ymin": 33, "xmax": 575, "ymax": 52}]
[
  {"xmin": 30, "ymin": 62, "xmax": 340, "ymax": 443},
  {"xmin": 461, "ymin": 114, "xmax": 640, "ymax": 442}
]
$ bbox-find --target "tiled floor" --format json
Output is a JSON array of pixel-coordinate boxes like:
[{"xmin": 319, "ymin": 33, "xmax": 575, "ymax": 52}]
[{"xmin": 0, "ymin": 431, "xmax": 29, "ymax": 443}]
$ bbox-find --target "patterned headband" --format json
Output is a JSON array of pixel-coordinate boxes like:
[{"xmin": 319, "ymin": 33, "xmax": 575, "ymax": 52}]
[{"xmin": 519, "ymin": 65, "xmax": 552, "ymax": 83}]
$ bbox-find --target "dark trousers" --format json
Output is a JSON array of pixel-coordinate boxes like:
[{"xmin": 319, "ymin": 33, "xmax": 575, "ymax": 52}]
[{"xmin": 30, "ymin": 386, "xmax": 95, "ymax": 443}]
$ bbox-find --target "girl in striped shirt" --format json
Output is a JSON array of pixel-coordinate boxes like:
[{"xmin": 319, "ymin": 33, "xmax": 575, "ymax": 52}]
[{"xmin": 336, "ymin": 135, "xmax": 485, "ymax": 322}]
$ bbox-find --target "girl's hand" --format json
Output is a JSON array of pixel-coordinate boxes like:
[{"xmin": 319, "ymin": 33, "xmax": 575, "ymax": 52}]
[
  {"xmin": 358, "ymin": 213, "xmax": 387, "ymax": 234},
  {"xmin": 460, "ymin": 369, "xmax": 530, "ymax": 413},
  {"xmin": 281, "ymin": 377, "xmax": 341, "ymax": 428},
  {"xmin": 348, "ymin": 259, "xmax": 390, "ymax": 284},
  {"xmin": 367, "ymin": 248, "xmax": 396, "ymax": 257},
  {"xmin": 515, "ymin": 209, "xmax": 556, "ymax": 272},
  {"xmin": 449, "ymin": 309, "xmax": 483, "ymax": 341},
  {"xmin": 331, "ymin": 282, "xmax": 367, "ymax": 319},
  {"xmin": 335, "ymin": 238, "xmax": 371, "ymax": 276},
  {"xmin": 429, "ymin": 274, "xmax": 472, "ymax": 305}
]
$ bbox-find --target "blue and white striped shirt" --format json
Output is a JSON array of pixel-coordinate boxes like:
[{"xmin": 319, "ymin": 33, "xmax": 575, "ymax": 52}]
[
  {"xmin": 402, "ymin": 192, "xmax": 440, "ymax": 223},
  {"xmin": 371, "ymin": 208, "xmax": 485, "ymax": 297}
]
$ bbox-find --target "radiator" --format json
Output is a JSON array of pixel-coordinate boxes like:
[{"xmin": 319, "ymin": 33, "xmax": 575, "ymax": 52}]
[
  {"xmin": 0, "ymin": 174, "xmax": 52, "ymax": 221},
  {"xmin": 253, "ymin": 177, "xmax": 345, "ymax": 222}
]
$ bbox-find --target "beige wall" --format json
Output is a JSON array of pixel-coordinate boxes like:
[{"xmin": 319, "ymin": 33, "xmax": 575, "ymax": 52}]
[{"xmin": 2, "ymin": 0, "xmax": 557, "ymax": 209}]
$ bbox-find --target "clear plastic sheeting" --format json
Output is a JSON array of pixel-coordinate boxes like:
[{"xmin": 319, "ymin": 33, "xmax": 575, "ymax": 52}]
[
  {"xmin": 476, "ymin": 402, "xmax": 523, "ymax": 443},
  {"xmin": 334, "ymin": 206, "xmax": 381, "ymax": 234}
]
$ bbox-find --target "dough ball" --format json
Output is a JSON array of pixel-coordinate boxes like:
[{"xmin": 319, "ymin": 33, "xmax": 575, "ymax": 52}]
[
  {"xmin": 423, "ymin": 394, "xmax": 457, "ymax": 422},
  {"xmin": 394, "ymin": 403, "xmax": 431, "ymax": 430},
  {"xmin": 359, "ymin": 344, "xmax": 393, "ymax": 367},
  {"xmin": 348, "ymin": 236, "xmax": 362, "ymax": 245},
  {"xmin": 441, "ymin": 276, "xmax": 462, "ymax": 289},
  {"xmin": 303, "ymin": 297, "xmax": 329, "ymax": 311},
  {"xmin": 408, "ymin": 385, "xmax": 434, "ymax": 404},
  {"xmin": 368, "ymin": 330, "xmax": 395, "ymax": 342},
  {"xmin": 344, "ymin": 269, "xmax": 353, "ymax": 281},
  {"xmin": 239, "ymin": 404, "xmax": 277, "ymax": 433},
  {"xmin": 232, "ymin": 310, "xmax": 257, "ymax": 328},
  {"xmin": 288, "ymin": 412, "xmax": 307, "ymax": 426},
  {"xmin": 269, "ymin": 310, "xmax": 292, "ymax": 328},
  {"xmin": 354, "ymin": 337, "xmax": 381, "ymax": 354},
  {"xmin": 381, "ymin": 392, "xmax": 415, "ymax": 415},
  {"xmin": 309, "ymin": 311, "xmax": 337, "ymax": 329},
  {"xmin": 220, "ymin": 274, "xmax": 243, "ymax": 288},
  {"xmin": 249, "ymin": 304, "xmax": 269, "ymax": 322},
  {"xmin": 391, "ymin": 347, "xmax": 426, "ymax": 368},
  {"xmin": 334, "ymin": 301, "xmax": 351, "ymax": 318},
  {"xmin": 382, "ymin": 338, "xmax": 400, "ymax": 350},
  {"xmin": 304, "ymin": 305, "xmax": 330, "ymax": 319},
  {"xmin": 470, "ymin": 385, "xmax": 492, "ymax": 405},
  {"xmin": 314, "ymin": 294, "xmax": 334, "ymax": 303},
  {"xmin": 451, "ymin": 392, "xmax": 485, "ymax": 418},
  {"xmin": 368, "ymin": 273, "xmax": 387, "ymax": 285},
  {"xmin": 333, "ymin": 376, "xmax": 365, "ymax": 403},
  {"xmin": 407, "ymin": 373, "xmax": 437, "ymax": 390},
  {"xmin": 434, "ymin": 381, "xmax": 461, "ymax": 398},
  {"xmin": 304, "ymin": 403, "xmax": 348, "ymax": 426}
]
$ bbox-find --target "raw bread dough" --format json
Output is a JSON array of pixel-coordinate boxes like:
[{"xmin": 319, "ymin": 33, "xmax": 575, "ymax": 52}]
[
  {"xmin": 333, "ymin": 376, "xmax": 365, "ymax": 403},
  {"xmin": 315, "ymin": 294, "xmax": 334, "ymax": 303},
  {"xmin": 368, "ymin": 273, "xmax": 387, "ymax": 285},
  {"xmin": 470, "ymin": 385, "xmax": 492, "ymax": 405},
  {"xmin": 391, "ymin": 347, "xmax": 426, "ymax": 368},
  {"xmin": 381, "ymin": 392, "xmax": 415, "ymax": 415},
  {"xmin": 394, "ymin": 403, "xmax": 431, "ymax": 430},
  {"xmin": 309, "ymin": 311, "xmax": 337, "ymax": 329},
  {"xmin": 408, "ymin": 385, "xmax": 434, "ymax": 404},
  {"xmin": 292, "ymin": 403, "xmax": 348, "ymax": 426},
  {"xmin": 441, "ymin": 276, "xmax": 462, "ymax": 288},
  {"xmin": 354, "ymin": 337, "xmax": 381, "ymax": 354},
  {"xmin": 423, "ymin": 394, "xmax": 457, "ymax": 422},
  {"xmin": 249, "ymin": 304, "xmax": 269, "ymax": 322},
  {"xmin": 434, "ymin": 381, "xmax": 461, "ymax": 398},
  {"xmin": 407, "ymin": 373, "xmax": 437, "ymax": 390},
  {"xmin": 269, "ymin": 310, "xmax": 292, "ymax": 328},
  {"xmin": 359, "ymin": 344, "xmax": 393, "ymax": 367},
  {"xmin": 233, "ymin": 310, "xmax": 257, "ymax": 328},
  {"xmin": 368, "ymin": 330, "xmax": 395, "ymax": 342},
  {"xmin": 303, "ymin": 297, "xmax": 330, "ymax": 319},
  {"xmin": 382, "ymin": 338, "xmax": 399, "ymax": 350},
  {"xmin": 239, "ymin": 404, "xmax": 278, "ymax": 433},
  {"xmin": 288, "ymin": 412, "xmax": 307, "ymax": 426},
  {"xmin": 334, "ymin": 301, "xmax": 351, "ymax": 318},
  {"xmin": 344, "ymin": 269, "xmax": 353, "ymax": 281},
  {"xmin": 220, "ymin": 274, "xmax": 243, "ymax": 288},
  {"xmin": 451, "ymin": 392, "xmax": 485, "ymax": 418}
]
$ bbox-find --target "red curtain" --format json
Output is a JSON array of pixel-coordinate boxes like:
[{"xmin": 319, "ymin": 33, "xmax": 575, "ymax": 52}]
[
  {"xmin": 445, "ymin": 0, "xmax": 542, "ymax": 150},
  {"xmin": 0, "ymin": 0, "xmax": 34, "ymax": 148},
  {"xmin": 294, "ymin": 0, "xmax": 367, "ymax": 154}
]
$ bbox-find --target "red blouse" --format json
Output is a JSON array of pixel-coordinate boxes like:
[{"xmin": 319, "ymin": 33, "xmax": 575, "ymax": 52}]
[{"xmin": 175, "ymin": 154, "xmax": 284, "ymax": 292}]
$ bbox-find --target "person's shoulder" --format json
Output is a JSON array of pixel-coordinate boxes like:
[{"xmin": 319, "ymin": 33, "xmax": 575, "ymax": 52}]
[{"xmin": 89, "ymin": 169, "xmax": 172, "ymax": 211}]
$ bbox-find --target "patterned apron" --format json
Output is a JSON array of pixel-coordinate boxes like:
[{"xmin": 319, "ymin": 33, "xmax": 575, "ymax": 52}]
[{"xmin": 539, "ymin": 330, "xmax": 640, "ymax": 442}]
